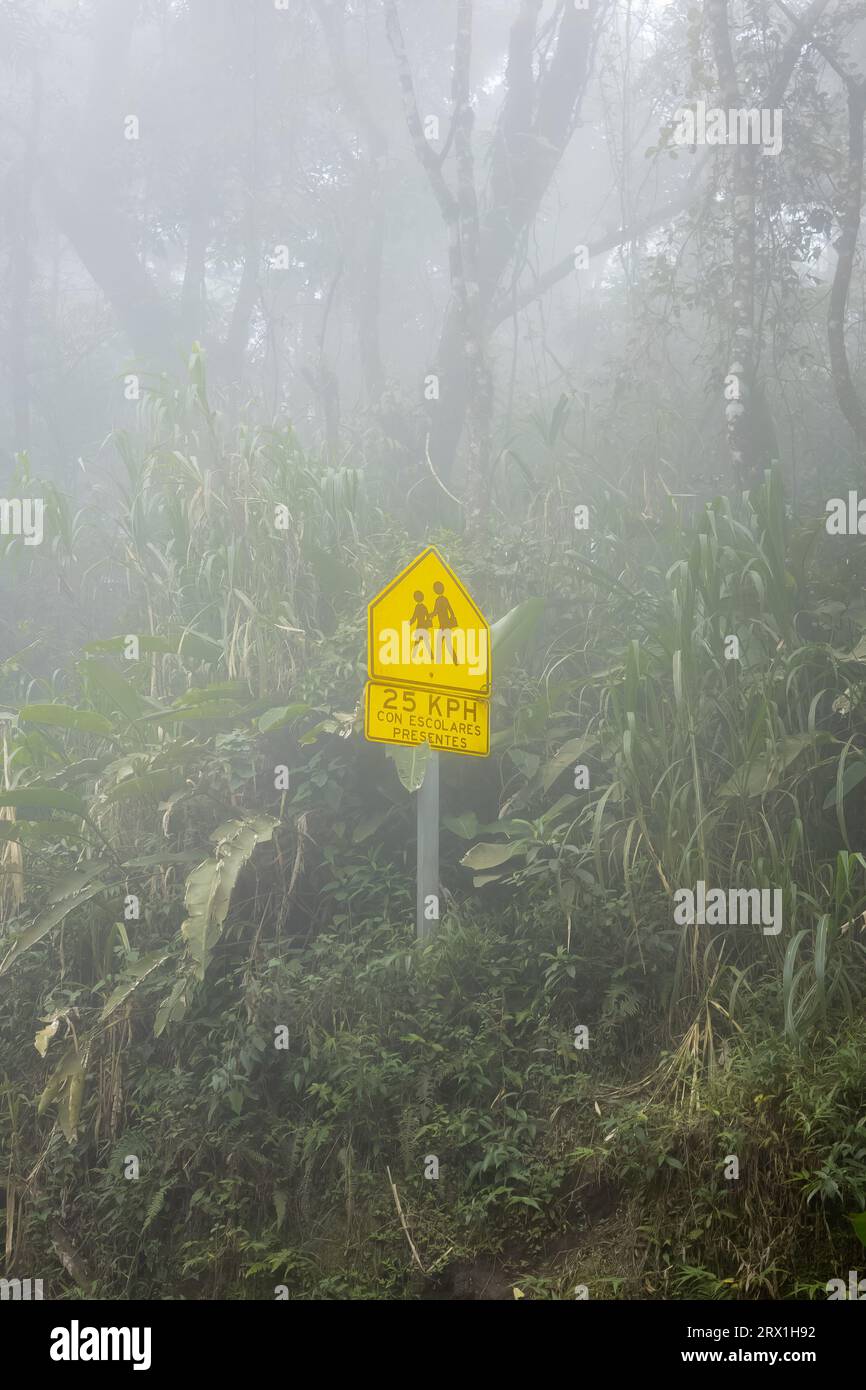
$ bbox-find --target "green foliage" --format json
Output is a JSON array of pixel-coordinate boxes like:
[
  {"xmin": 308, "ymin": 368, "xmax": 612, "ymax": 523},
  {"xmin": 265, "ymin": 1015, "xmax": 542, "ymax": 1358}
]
[{"xmin": 2, "ymin": 388, "xmax": 866, "ymax": 1299}]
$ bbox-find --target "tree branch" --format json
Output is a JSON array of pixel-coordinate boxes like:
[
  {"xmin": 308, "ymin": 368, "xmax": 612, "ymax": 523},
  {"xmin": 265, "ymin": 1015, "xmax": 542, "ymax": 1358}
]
[
  {"xmin": 766, "ymin": 0, "xmax": 833, "ymax": 107},
  {"xmin": 487, "ymin": 150, "xmax": 711, "ymax": 329},
  {"xmin": 383, "ymin": 0, "xmax": 457, "ymax": 225}
]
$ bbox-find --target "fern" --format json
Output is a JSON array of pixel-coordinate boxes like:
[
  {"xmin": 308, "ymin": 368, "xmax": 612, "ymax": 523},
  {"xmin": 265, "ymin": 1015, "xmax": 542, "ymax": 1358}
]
[{"xmin": 143, "ymin": 1183, "xmax": 171, "ymax": 1232}]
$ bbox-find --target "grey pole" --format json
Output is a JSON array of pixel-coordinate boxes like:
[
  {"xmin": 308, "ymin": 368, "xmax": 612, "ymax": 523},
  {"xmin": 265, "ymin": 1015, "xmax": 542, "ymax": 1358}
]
[{"xmin": 416, "ymin": 751, "xmax": 440, "ymax": 939}]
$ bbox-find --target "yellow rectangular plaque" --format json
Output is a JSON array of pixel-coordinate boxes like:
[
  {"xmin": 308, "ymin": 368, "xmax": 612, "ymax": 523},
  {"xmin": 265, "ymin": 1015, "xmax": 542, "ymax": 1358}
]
[{"xmin": 364, "ymin": 680, "xmax": 489, "ymax": 757}]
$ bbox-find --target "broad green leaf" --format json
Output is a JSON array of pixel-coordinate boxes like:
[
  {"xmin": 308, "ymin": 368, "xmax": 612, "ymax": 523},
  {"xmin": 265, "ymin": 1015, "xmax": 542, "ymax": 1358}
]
[
  {"xmin": 823, "ymin": 759, "xmax": 866, "ymax": 810},
  {"xmin": 0, "ymin": 788, "xmax": 87, "ymax": 818},
  {"xmin": 181, "ymin": 815, "xmax": 279, "ymax": 980},
  {"xmin": 443, "ymin": 811, "xmax": 480, "ymax": 839},
  {"xmin": 508, "ymin": 748, "xmax": 540, "ymax": 779},
  {"xmin": 460, "ymin": 840, "xmax": 525, "ymax": 871},
  {"xmin": 298, "ymin": 719, "xmax": 338, "ymax": 745},
  {"xmin": 0, "ymin": 867, "xmax": 108, "ymax": 978},
  {"xmin": 121, "ymin": 851, "xmax": 201, "ymax": 868},
  {"xmin": 490, "ymin": 598, "xmax": 545, "ymax": 675},
  {"xmin": 46, "ymin": 865, "xmax": 110, "ymax": 899},
  {"xmin": 101, "ymin": 768, "xmax": 187, "ymax": 805},
  {"xmin": 34, "ymin": 1018, "xmax": 60, "ymax": 1057},
  {"xmin": 18, "ymin": 704, "xmax": 115, "ymax": 737},
  {"xmin": 477, "ymin": 817, "xmax": 538, "ymax": 836},
  {"xmin": 848, "ymin": 1212, "xmax": 866, "ymax": 1250},
  {"xmin": 100, "ymin": 951, "xmax": 169, "ymax": 1020},
  {"xmin": 0, "ymin": 878, "xmax": 107, "ymax": 976},
  {"xmin": 273, "ymin": 1189, "xmax": 288, "ymax": 1230},
  {"xmin": 140, "ymin": 700, "xmax": 249, "ymax": 723},
  {"xmin": 37, "ymin": 1047, "xmax": 76, "ymax": 1114},
  {"xmin": 80, "ymin": 659, "xmax": 146, "ymax": 723},
  {"xmin": 386, "ymin": 743, "xmax": 431, "ymax": 792},
  {"xmin": 154, "ymin": 976, "xmax": 192, "ymax": 1037},
  {"xmin": 171, "ymin": 682, "xmax": 251, "ymax": 706},
  {"xmin": 258, "ymin": 703, "xmax": 313, "ymax": 733},
  {"xmin": 352, "ymin": 808, "xmax": 392, "ymax": 842},
  {"xmin": 58, "ymin": 1056, "xmax": 86, "ymax": 1143},
  {"xmin": 717, "ymin": 734, "xmax": 814, "ymax": 799},
  {"xmin": 0, "ymin": 818, "xmax": 87, "ymax": 845}
]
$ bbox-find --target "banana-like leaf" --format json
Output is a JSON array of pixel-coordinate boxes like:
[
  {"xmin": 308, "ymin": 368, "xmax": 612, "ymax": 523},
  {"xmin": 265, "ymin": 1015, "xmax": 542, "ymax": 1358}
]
[
  {"xmin": 541, "ymin": 734, "xmax": 599, "ymax": 793},
  {"xmin": 823, "ymin": 759, "xmax": 866, "ymax": 810},
  {"xmin": 460, "ymin": 840, "xmax": 526, "ymax": 871},
  {"xmin": 181, "ymin": 815, "xmax": 279, "ymax": 980},
  {"xmin": 38, "ymin": 1043, "xmax": 89, "ymax": 1140},
  {"xmin": 490, "ymin": 598, "xmax": 545, "ymax": 675},
  {"xmin": 0, "ymin": 876, "xmax": 107, "ymax": 976},
  {"xmin": 38, "ymin": 1045, "xmax": 82, "ymax": 1115},
  {"xmin": 80, "ymin": 659, "xmax": 146, "ymax": 723},
  {"xmin": 139, "ymin": 700, "xmax": 250, "ymax": 723},
  {"xmin": 0, "ymin": 788, "xmax": 87, "ymax": 818},
  {"xmin": 34, "ymin": 1018, "xmax": 60, "ymax": 1057},
  {"xmin": 717, "ymin": 734, "xmax": 814, "ymax": 799},
  {"xmin": 0, "ymin": 818, "xmax": 86, "ymax": 844},
  {"xmin": 849, "ymin": 1212, "xmax": 866, "ymax": 1250},
  {"xmin": 100, "ymin": 951, "xmax": 170, "ymax": 1020},
  {"xmin": 154, "ymin": 975, "xmax": 193, "ymax": 1037},
  {"xmin": 443, "ymin": 811, "xmax": 480, "ymax": 839},
  {"xmin": 101, "ymin": 768, "xmax": 187, "ymax": 805},
  {"xmin": 258, "ymin": 703, "xmax": 313, "ymax": 733},
  {"xmin": 58, "ymin": 1059, "xmax": 86, "ymax": 1143},
  {"xmin": 18, "ymin": 704, "xmax": 116, "ymax": 737}
]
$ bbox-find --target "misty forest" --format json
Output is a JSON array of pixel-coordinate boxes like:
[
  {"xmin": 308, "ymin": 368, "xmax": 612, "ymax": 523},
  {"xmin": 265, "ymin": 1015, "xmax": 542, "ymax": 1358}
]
[{"xmin": 4, "ymin": 0, "xmax": 866, "ymax": 1304}]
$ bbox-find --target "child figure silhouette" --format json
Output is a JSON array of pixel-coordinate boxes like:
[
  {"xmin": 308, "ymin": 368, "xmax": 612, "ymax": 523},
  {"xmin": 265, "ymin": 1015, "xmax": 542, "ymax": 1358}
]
[
  {"xmin": 432, "ymin": 581, "xmax": 457, "ymax": 660},
  {"xmin": 409, "ymin": 590, "xmax": 433, "ymax": 659}
]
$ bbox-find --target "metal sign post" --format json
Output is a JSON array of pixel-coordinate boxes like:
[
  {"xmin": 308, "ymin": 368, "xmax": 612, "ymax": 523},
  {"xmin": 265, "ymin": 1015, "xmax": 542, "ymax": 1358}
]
[
  {"xmin": 416, "ymin": 751, "xmax": 439, "ymax": 940},
  {"xmin": 363, "ymin": 546, "xmax": 491, "ymax": 942}
]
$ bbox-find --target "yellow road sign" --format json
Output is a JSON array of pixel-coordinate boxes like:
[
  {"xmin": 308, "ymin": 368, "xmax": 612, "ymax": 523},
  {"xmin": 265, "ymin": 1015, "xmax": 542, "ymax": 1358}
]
[
  {"xmin": 364, "ymin": 681, "xmax": 489, "ymax": 757},
  {"xmin": 367, "ymin": 547, "xmax": 490, "ymax": 697}
]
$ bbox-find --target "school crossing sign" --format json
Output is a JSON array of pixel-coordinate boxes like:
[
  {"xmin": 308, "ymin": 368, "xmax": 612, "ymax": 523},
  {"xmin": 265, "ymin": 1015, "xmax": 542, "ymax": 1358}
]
[
  {"xmin": 367, "ymin": 547, "xmax": 490, "ymax": 695},
  {"xmin": 365, "ymin": 547, "xmax": 490, "ymax": 756}
]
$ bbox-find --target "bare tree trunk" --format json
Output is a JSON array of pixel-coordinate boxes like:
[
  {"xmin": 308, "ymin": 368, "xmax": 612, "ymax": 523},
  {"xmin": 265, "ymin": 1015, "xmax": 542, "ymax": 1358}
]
[
  {"xmin": 421, "ymin": 0, "xmax": 596, "ymax": 492},
  {"xmin": 220, "ymin": 208, "xmax": 261, "ymax": 387},
  {"xmin": 451, "ymin": 1, "xmax": 492, "ymax": 528},
  {"xmin": 6, "ymin": 70, "xmax": 41, "ymax": 454},
  {"xmin": 181, "ymin": 162, "xmax": 211, "ymax": 349},
  {"xmin": 706, "ymin": 0, "xmax": 835, "ymax": 487},
  {"xmin": 316, "ymin": 0, "xmax": 387, "ymax": 406},
  {"xmin": 728, "ymin": 140, "xmax": 759, "ymax": 488},
  {"xmin": 828, "ymin": 85, "xmax": 866, "ymax": 460},
  {"xmin": 706, "ymin": 0, "xmax": 762, "ymax": 488},
  {"xmin": 357, "ymin": 173, "xmax": 387, "ymax": 405},
  {"xmin": 46, "ymin": 0, "xmax": 176, "ymax": 364},
  {"xmin": 301, "ymin": 263, "xmax": 344, "ymax": 462},
  {"xmin": 767, "ymin": 0, "xmax": 866, "ymax": 461}
]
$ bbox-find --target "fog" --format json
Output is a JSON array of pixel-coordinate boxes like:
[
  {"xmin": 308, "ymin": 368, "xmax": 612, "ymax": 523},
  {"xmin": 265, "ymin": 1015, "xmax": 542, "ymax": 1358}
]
[
  {"xmin": 4, "ymin": 0, "xmax": 866, "ymax": 1324},
  {"xmin": 7, "ymin": 0, "xmax": 853, "ymax": 497}
]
